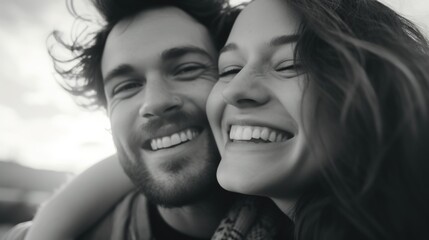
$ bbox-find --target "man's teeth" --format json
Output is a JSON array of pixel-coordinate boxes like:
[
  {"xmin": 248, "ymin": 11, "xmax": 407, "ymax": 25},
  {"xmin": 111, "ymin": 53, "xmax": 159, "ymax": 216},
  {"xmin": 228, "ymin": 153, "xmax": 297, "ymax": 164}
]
[
  {"xmin": 229, "ymin": 125, "xmax": 290, "ymax": 142},
  {"xmin": 150, "ymin": 129, "xmax": 198, "ymax": 150}
]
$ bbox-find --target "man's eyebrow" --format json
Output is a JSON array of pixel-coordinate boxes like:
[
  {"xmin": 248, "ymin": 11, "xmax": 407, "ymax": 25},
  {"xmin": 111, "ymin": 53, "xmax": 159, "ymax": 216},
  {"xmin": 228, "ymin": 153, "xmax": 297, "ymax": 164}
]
[
  {"xmin": 161, "ymin": 46, "xmax": 213, "ymax": 62},
  {"xmin": 269, "ymin": 34, "xmax": 299, "ymax": 47},
  {"xmin": 219, "ymin": 43, "xmax": 238, "ymax": 55},
  {"xmin": 104, "ymin": 64, "xmax": 136, "ymax": 84}
]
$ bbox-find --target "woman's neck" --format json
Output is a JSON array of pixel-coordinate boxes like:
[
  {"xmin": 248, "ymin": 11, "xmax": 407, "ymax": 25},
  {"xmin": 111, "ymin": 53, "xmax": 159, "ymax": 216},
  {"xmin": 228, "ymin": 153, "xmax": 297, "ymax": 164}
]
[{"xmin": 271, "ymin": 197, "xmax": 298, "ymax": 221}]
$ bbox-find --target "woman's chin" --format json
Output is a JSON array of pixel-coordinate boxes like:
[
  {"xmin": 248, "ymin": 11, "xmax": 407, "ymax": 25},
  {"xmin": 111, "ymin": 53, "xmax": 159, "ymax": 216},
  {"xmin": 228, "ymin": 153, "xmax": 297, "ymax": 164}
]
[{"xmin": 216, "ymin": 160, "xmax": 265, "ymax": 196}]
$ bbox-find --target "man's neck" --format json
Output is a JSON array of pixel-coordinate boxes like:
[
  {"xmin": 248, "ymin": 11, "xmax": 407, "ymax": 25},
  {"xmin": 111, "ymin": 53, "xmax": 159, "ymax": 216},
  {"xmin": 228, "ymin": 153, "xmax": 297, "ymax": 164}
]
[{"xmin": 157, "ymin": 192, "xmax": 234, "ymax": 239}]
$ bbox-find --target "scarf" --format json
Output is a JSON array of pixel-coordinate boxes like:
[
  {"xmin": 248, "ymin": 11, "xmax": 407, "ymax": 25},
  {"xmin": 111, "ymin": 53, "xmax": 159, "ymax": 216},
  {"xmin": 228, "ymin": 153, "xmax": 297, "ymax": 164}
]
[{"xmin": 211, "ymin": 196, "xmax": 292, "ymax": 240}]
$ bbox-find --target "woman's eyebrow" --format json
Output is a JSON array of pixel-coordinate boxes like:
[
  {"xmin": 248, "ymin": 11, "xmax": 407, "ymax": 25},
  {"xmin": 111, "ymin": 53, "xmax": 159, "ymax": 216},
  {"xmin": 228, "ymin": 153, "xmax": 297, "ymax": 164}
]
[
  {"xmin": 219, "ymin": 43, "xmax": 238, "ymax": 55},
  {"xmin": 219, "ymin": 34, "xmax": 299, "ymax": 55},
  {"xmin": 269, "ymin": 34, "xmax": 299, "ymax": 47}
]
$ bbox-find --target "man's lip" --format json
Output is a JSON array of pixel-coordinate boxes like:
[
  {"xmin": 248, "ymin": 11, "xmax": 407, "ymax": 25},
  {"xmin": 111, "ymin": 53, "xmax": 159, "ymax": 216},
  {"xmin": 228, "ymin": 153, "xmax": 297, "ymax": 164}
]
[
  {"xmin": 140, "ymin": 122, "xmax": 197, "ymax": 141},
  {"xmin": 140, "ymin": 126, "xmax": 203, "ymax": 150}
]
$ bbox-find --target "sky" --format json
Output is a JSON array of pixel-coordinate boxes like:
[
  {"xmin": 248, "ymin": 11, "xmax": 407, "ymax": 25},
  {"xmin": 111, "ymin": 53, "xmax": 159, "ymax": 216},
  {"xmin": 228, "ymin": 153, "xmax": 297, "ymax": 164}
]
[
  {"xmin": 0, "ymin": 0, "xmax": 114, "ymax": 173},
  {"xmin": 0, "ymin": 0, "xmax": 428, "ymax": 173}
]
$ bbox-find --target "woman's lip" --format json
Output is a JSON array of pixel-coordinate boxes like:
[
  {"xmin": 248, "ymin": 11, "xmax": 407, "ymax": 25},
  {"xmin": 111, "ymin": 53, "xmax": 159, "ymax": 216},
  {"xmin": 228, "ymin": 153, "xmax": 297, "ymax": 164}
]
[
  {"xmin": 223, "ymin": 118, "xmax": 297, "ymax": 139},
  {"xmin": 224, "ymin": 136, "xmax": 295, "ymax": 153},
  {"xmin": 227, "ymin": 125, "xmax": 294, "ymax": 145}
]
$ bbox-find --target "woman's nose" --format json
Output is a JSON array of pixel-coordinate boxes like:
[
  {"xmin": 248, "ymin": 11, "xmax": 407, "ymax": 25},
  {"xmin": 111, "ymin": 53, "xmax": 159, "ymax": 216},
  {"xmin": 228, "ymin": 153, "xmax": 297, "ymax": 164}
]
[{"xmin": 222, "ymin": 70, "xmax": 270, "ymax": 108}]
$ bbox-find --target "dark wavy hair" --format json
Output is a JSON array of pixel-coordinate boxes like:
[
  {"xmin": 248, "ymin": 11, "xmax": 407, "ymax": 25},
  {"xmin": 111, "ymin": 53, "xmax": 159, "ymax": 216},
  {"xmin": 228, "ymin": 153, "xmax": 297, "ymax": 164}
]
[
  {"xmin": 283, "ymin": 0, "xmax": 429, "ymax": 239},
  {"xmin": 48, "ymin": 0, "xmax": 240, "ymax": 109}
]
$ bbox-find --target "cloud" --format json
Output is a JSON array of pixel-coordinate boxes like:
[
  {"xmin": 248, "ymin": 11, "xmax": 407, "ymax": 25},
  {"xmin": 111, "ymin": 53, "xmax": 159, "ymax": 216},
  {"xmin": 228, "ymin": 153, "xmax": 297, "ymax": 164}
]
[
  {"xmin": 380, "ymin": 0, "xmax": 429, "ymax": 33},
  {"xmin": 0, "ymin": 0, "xmax": 114, "ymax": 173},
  {"xmin": 0, "ymin": 104, "xmax": 115, "ymax": 173}
]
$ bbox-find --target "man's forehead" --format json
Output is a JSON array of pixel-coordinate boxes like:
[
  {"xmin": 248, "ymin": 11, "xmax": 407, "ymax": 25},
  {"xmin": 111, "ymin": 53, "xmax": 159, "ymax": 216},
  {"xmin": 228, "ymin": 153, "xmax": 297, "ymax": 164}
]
[
  {"xmin": 108, "ymin": 6, "xmax": 206, "ymax": 43},
  {"xmin": 101, "ymin": 6, "xmax": 215, "ymax": 77}
]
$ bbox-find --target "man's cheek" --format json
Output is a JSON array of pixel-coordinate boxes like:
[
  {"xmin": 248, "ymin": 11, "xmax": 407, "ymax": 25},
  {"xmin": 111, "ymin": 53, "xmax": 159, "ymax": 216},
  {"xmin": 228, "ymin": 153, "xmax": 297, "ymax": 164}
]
[
  {"xmin": 200, "ymin": 66, "xmax": 219, "ymax": 83},
  {"xmin": 110, "ymin": 109, "xmax": 135, "ymax": 149}
]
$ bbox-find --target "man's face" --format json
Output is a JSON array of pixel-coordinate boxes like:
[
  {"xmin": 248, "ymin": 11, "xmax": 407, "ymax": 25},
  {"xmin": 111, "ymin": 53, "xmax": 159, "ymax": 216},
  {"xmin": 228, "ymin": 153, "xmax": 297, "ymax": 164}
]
[{"xmin": 101, "ymin": 7, "xmax": 220, "ymax": 207}]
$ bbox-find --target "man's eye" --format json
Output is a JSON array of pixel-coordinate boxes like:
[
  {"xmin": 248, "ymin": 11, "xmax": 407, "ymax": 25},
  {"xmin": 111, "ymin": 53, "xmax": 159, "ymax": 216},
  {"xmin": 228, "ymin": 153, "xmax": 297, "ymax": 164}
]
[
  {"xmin": 219, "ymin": 66, "xmax": 242, "ymax": 78},
  {"xmin": 174, "ymin": 63, "xmax": 206, "ymax": 79},
  {"xmin": 112, "ymin": 81, "xmax": 142, "ymax": 96}
]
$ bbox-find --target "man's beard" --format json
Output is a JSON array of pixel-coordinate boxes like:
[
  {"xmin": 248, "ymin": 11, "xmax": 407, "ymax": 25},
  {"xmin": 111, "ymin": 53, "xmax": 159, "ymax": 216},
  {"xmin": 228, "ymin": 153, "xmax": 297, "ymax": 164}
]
[{"xmin": 117, "ymin": 138, "xmax": 222, "ymax": 208}]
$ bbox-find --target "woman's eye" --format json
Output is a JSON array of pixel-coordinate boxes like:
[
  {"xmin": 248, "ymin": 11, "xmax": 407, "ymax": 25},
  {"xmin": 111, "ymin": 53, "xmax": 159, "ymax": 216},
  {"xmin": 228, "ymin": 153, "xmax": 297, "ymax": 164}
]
[
  {"xmin": 275, "ymin": 61, "xmax": 302, "ymax": 78},
  {"xmin": 174, "ymin": 63, "xmax": 206, "ymax": 79},
  {"xmin": 219, "ymin": 66, "xmax": 242, "ymax": 78},
  {"xmin": 112, "ymin": 81, "xmax": 142, "ymax": 96}
]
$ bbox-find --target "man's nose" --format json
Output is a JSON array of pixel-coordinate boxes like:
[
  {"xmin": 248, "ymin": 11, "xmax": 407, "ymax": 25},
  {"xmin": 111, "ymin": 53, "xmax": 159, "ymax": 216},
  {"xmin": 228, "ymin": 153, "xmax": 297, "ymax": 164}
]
[
  {"xmin": 222, "ymin": 69, "xmax": 270, "ymax": 108},
  {"xmin": 138, "ymin": 78, "xmax": 183, "ymax": 119}
]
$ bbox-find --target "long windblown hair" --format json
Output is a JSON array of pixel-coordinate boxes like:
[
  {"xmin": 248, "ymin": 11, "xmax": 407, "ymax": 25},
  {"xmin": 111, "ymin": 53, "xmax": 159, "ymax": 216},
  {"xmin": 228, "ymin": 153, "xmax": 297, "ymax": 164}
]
[
  {"xmin": 48, "ymin": 0, "xmax": 240, "ymax": 109},
  {"xmin": 287, "ymin": 0, "xmax": 429, "ymax": 239}
]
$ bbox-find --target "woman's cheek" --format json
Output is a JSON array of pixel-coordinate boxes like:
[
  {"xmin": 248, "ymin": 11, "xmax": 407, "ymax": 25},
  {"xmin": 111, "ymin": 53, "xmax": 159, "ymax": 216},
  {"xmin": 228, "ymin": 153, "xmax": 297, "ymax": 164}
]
[{"xmin": 206, "ymin": 82, "xmax": 227, "ymax": 153}]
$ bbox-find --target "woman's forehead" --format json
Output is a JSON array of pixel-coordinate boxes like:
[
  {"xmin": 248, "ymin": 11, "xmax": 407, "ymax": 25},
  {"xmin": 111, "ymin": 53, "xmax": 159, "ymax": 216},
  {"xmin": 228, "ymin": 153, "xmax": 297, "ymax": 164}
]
[{"xmin": 227, "ymin": 0, "xmax": 301, "ymax": 44}]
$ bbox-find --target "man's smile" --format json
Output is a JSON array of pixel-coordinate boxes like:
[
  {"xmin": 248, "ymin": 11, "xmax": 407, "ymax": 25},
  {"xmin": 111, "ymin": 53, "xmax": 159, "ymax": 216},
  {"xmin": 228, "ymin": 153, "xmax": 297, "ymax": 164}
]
[
  {"xmin": 138, "ymin": 113, "xmax": 208, "ymax": 152},
  {"xmin": 148, "ymin": 128, "xmax": 201, "ymax": 151}
]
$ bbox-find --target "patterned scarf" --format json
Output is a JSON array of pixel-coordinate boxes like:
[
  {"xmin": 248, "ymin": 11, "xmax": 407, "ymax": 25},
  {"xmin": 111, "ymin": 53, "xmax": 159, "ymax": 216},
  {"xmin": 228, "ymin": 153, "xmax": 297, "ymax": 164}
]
[{"xmin": 211, "ymin": 196, "xmax": 292, "ymax": 240}]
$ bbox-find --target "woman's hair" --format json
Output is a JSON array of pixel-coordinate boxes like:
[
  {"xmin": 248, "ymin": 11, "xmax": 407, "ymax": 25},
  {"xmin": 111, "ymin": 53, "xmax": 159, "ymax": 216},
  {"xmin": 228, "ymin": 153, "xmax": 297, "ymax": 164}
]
[
  {"xmin": 287, "ymin": 0, "xmax": 429, "ymax": 239},
  {"xmin": 48, "ymin": 0, "xmax": 240, "ymax": 109}
]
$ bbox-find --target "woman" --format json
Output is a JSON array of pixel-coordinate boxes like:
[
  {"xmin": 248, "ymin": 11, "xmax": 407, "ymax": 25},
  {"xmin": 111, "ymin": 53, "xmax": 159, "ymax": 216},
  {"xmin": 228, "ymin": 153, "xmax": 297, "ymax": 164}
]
[
  {"xmin": 26, "ymin": 0, "xmax": 429, "ymax": 239},
  {"xmin": 208, "ymin": 0, "xmax": 429, "ymax": 239}
]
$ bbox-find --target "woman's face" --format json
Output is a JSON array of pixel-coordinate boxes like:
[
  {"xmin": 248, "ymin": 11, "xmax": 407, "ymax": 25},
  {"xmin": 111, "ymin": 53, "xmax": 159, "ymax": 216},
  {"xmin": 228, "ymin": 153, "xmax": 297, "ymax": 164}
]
[{"xmin": 207, "ymin": 0, "xmax": 324, "ymax": 199}]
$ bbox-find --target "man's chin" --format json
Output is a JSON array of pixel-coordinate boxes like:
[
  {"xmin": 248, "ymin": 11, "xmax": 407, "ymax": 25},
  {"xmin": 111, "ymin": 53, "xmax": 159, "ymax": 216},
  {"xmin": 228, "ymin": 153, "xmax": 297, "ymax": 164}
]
[
  {"xmin": 120, "ymin": 155, "xmax": 222, "ymax": 208},
  {"xmin": 138, "ymin": 178, "xmax": 223, "ymax": 208},
  {"xmin": 117, "ymin": 128, "xmax": 223, "ymax": 207}
]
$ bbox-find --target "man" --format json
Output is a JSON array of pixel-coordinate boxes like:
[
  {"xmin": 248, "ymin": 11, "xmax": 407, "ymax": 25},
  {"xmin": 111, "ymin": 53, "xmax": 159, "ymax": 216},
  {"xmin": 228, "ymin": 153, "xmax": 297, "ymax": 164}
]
[{"xmin": 5, "ymin": 0, "xmax": 287, "ymax": 239}]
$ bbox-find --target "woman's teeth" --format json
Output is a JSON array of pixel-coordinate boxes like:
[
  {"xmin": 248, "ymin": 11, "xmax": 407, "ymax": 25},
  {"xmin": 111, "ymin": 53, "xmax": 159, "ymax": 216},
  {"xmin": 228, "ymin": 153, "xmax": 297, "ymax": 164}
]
[
  {"xmin": 229, "ymin": 125, "xmax": 291, "ymax": 143},
  {"xmin": 150, "ymin": 129, "xmax": 199, "ymax": 150}
]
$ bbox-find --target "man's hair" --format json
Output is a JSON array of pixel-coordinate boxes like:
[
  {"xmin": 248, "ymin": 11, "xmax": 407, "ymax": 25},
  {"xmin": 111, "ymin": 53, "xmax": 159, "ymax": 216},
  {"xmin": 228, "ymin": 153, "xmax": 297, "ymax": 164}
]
[
  {"xmin": 49, "ymin": 0, "xmax": 240, "ymax": 109},
  {"xmin": 283, "ymin": 0, "xmax": 429, "ymax": 239}
]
